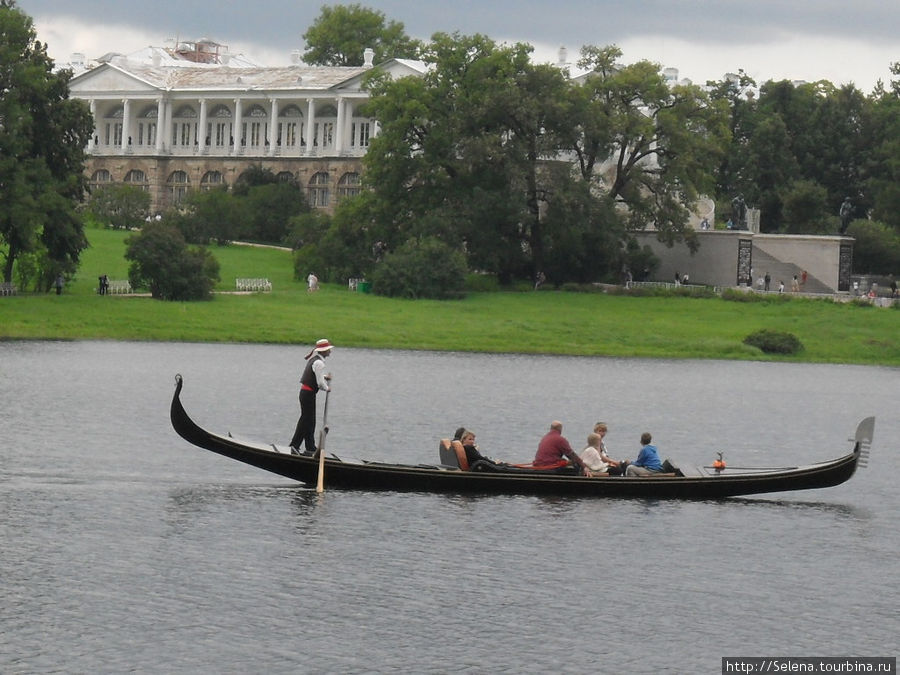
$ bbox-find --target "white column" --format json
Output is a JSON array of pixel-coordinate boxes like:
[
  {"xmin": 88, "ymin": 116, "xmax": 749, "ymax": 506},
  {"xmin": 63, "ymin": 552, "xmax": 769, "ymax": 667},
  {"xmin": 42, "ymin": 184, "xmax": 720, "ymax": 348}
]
[
  {"xmin": 198, "ymin": 98, "xmax": 208, "ymax": 154},
  {"xmin": 233, "ymin": 98, "xmax": 243, "ymax": 154},
  {"xmin": 268, "ymin": 98, "xmax": 279, "ymax": 156},
  {"xmin": 305, "ymin": 98, "xmax": 316, "ymax": 156},
  {"xmin": 334, "ymin": 97, "xmax": 345, "ymax": 155},
  {"xmin": 121, "ymin": 98, "xmax": 131, "ymax": 151},
  {"xmin": 155, "ymin": 98, "xmax": 165, "ymax": 151},
  {"xmin": 89, "ymin": 100, "xmax": 97, "ymax": 150},
  {"xmin": 162, "ymin": 100, "xmax": 172, "ymax": 152}
]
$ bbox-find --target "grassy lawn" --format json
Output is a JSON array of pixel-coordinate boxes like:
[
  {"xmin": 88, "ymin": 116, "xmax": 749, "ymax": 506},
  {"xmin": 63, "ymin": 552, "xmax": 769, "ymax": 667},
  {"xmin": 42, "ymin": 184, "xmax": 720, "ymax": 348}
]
[{"xmin": 1, "ymin": 227, "xmax": 897, "ymax": 365}]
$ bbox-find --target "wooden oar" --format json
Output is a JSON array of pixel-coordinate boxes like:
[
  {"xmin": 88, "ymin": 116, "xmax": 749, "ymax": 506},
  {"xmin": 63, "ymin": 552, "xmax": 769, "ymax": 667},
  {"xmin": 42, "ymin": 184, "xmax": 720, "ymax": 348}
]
[{"xmin": 316, "ymin": 380, "xmax": 331, "ymax": 493}]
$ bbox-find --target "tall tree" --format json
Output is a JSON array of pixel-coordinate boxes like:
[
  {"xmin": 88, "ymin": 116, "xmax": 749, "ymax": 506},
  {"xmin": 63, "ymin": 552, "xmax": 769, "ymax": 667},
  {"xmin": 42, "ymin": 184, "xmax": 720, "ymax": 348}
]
[
  {"xmin": 363, "ymin": 33, "xmax": 572, "ymax": 282},
  {"xmin": 751, "ymin": 79, "xmax": 871, "ymax": 231},
  {"xmin": 0, "ymin": 0, "xmax": 93, "ymax": 286},
  {"xmin": 866, "ymin": 62, "xmax": 900, "ymax": 231},
  {"xmin": 572, "ymin": 46, "xmax": 730, "ymax": 248},
  {"xmin": 706, "ymin": 69, "xmax": 758, "ymax": 202},
  {"xmin": 301, "ymin": 4, "xmax": 422, "ymax": 66}
]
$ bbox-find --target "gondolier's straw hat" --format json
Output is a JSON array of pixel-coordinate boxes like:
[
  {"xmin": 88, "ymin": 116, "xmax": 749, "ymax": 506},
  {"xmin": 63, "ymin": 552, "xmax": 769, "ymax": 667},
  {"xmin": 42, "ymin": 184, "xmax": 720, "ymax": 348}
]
[{"xmin": 305, "ymin": 338, "xmax": 334, "ymax": 359}]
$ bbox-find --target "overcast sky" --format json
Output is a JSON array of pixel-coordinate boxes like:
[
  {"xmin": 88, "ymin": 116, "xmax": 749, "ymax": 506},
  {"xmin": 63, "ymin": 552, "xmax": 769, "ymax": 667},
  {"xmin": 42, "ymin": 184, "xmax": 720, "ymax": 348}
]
[{"xmin": 17, "ymin": 0, "xmax": 899, "ymax": 92}]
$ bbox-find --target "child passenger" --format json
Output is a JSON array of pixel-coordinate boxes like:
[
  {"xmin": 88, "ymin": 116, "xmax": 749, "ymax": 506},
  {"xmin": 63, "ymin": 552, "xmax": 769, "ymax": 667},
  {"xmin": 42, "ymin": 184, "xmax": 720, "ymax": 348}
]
[{"xmin": 581, "ymin": 432, "xmax": 611, "ymax": 475}]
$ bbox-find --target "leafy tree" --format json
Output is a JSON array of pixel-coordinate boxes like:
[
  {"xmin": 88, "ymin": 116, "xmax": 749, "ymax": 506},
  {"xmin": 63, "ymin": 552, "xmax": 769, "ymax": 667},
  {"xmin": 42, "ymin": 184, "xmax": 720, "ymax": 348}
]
[
  {"xmin": 706, "ymin": 69, "xmax": 758, "ymax": 201},
  {"xmin": 540, "ymin": 177, "xmax": 623, "ymax": 283},
  {"xmin": 0, "ymin": 0, "xmax": 94, "ymax": 286},
  {"xmin": 364, "ymin": 34, "xmax": 588, "ymax": 283},
  {"xmin": 87, "ymin": 184, "xmax": 151, "ymax": 230},
  {"xmin": 740, "ymin": 114, "xmax": 798, "ymax": 231},
  {"xmin": 866, "ymin": 63, "xmax": 900, "ymax": 231},
  {"xmin": 289, "ymin": 209, "xmax": 332, "ymax": 282},
  {"xmin": 572, "ymin": 45, "xmax": 730, "ymax": 248},
  {"xmin": 239, "ymin": 181, "xmax": 309, "ymax": 243},
  {"xmin": 176, "ymin": 187, "xmax": 239, "ymax": 245},
  {"xmin": 847, "ymin": 220, "xmax": 900, "ymax": 275},
  {"xmin": 361, "ymin": 36, "xmax": 729, "ymax": 287},
  {"xmin": 169, "ymin": 170, "xmax": 308, "ymax": 245},
  {"xmin": 302, "ymin": 4, "xmax": 422, "ymax": 66},
  {"xmin": 740, "ymin": 79, "xmax": 871, "ymax": 231},
  {"xmin": 779, "ymin": 179, "xmax": 830, "ymax": 234},
  {"xmin": 125, "ymin": 221, "xmax": 220, "ymax": 300},
  {"xmin": 232, "ymin": 164, "xmax": 278, "ymax": 193},
  {"xmin": 621, "ymin": 237, "xmax": 660, "ymax": 281}
]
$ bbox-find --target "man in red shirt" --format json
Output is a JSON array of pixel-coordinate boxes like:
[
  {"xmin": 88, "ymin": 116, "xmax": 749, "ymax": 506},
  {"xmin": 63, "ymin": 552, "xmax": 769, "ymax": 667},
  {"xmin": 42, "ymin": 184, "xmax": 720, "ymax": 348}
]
[{"xmin": 534, "ymin": 421, "xmax": 591, "ymax": 476}]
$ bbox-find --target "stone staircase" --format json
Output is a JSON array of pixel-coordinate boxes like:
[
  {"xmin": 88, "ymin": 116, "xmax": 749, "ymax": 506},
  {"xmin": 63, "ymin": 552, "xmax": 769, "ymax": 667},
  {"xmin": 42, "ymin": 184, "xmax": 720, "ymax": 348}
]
[{"xmin": 750, "ymin": 247, "xmax": 833, "ymax": 293}]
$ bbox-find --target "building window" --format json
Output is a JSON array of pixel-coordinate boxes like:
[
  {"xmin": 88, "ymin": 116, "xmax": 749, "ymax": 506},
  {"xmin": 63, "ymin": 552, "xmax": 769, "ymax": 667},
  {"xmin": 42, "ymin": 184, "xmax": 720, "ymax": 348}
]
[
  {"xmin": 123, "ymin": 169, "xmax": 149, "ymax": 192},
  {"xmin": 171, "ymin": 105, "xmax": 197, "ymax": 148},
  {"xmin": 167, "ymin": 170, "xmax": 190, "ymax": 204},
  {"xmin": 90, "ymin": 169, "xmax": 113, "ymax": 190},
  {"xmin": 276, "ymin": 171, "xmax": 296, "ymax": 183},
  {"xmin": 244, "ymin": 105, "xmax": 268, "ymax": 149},
  {"xmin": 210, "ymin": 105, "xmax": 232, "ymax": 148},
  {"xmin": 137, "ymin": 106, "xmax": 158, "ymax": 147},
  {"xmin": 314, "ymin": 122, "xmax": 334, "ymax": 148},
  {"xmin": 314, "ymin": 105, "xmax": 337, "ymax": 149},
  {"xmin": 279, "ymin": 105, "xmax": 303, "ymax": 148},
  {"xmin": 104, "ymin": 106, "xmax": 123, "ymax": 147},
  {"xmin": 337, "ymin": 172, "xmax": 361, "ymax": 200},
  {"xmin": 308, "ymin": 171, "xmax": 330, "ymax": 208},
  {"xmin": 200, "ymin": 171, "xmax": 225, "ymax": 191},
  {"xmin": 352, "ymin": 122, "xmax": 371, "ymax": 148}
]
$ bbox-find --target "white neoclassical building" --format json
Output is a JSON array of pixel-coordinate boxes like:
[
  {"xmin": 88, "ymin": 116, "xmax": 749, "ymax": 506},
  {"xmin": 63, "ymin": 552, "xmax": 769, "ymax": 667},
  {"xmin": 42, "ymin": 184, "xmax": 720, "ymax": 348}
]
[{"xmin": 68, "ymin": 39, "xmax": 427, "ymax": 213}]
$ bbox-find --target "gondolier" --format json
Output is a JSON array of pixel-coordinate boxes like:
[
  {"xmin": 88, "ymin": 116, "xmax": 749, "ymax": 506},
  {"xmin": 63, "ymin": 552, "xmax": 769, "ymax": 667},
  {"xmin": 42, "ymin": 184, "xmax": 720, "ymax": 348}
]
[{"xmin": 289, "ymin": 338, "xmax": 333, "ymax": 455}]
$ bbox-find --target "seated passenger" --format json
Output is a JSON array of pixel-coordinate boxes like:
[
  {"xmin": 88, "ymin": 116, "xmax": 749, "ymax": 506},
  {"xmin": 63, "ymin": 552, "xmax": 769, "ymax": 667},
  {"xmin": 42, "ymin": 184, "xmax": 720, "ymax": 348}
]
[
  {"xmin": 458, "ymin": 429, "xmax": 496, "ymax": 468},
  {"xmin": 534, "ymin": 421, "xmax": 591, "ymax": 476},
  {"xmin": 625, "ymin": 432, "xmax": 664, "ymax": 476},
  {"xmin": 592, "ymin": 422, "xmax": 626, "ymax": 475},
  {"xmin": 580, "ymin": 432, "xmax": 609, "ymax": 475}
]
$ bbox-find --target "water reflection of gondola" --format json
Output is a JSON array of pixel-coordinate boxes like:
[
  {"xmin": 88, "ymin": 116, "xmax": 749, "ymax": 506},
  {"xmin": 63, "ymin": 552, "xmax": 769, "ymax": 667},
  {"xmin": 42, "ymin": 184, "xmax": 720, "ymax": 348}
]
[{"xmin": 171, "ymin": 374, "xmax": 873, "ymax": 500}]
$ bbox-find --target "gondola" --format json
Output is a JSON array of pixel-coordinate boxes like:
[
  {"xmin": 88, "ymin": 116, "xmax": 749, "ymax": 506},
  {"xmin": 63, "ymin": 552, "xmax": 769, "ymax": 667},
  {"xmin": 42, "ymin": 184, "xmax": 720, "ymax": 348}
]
[{"xmin": 170, "ymin": 374, "xmax": 873, "ymax": 499}]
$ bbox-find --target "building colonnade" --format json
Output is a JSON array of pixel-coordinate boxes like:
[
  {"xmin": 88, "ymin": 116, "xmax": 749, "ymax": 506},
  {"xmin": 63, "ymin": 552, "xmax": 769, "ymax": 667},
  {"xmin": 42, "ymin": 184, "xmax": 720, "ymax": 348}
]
[{"xmin": 86, "ymin": 93, "xmax": 375, "ymax": 159}]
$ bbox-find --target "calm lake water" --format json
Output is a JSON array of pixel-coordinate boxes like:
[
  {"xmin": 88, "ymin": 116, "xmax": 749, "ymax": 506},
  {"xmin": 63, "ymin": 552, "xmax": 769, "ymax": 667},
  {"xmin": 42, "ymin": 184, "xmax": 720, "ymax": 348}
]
[{"xmin": 1, "ymin": 341, "xmax": 898, "ymax": 673}]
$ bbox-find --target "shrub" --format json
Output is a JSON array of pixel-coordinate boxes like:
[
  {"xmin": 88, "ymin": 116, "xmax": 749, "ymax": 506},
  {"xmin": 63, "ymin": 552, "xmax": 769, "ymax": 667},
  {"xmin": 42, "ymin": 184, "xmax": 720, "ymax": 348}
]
[
  {"xmin": 369, "ymin": 237, "xmax": 467, "ymax": 299},
  {"xmin": 743, "ymin": 329, "xmax": 804, "ymax": 355},
  {"xmin": 722, "ymin": 288, "xmax": 791, "ymax": 303},
  {"xmin": 465, "ymin": 273, "xmax": 500, "ymax": 292}
]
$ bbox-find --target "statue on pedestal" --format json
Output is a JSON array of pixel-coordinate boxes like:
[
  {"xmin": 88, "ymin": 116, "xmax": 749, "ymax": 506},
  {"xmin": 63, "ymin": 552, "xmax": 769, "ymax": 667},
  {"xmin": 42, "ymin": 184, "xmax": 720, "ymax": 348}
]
[
  {"xmin": 839, "ymin": 197, "xmax": 852, "ymax": 234},
  {"xmin": 731, "ymin": 194, "xmax": 747, "ymax": 230}
]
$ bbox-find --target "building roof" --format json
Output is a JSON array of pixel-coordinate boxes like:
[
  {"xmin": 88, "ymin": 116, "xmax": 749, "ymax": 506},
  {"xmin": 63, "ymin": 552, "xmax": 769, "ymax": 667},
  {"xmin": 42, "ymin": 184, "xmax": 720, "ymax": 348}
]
[{"xmin": 114, "ymin": 61, "xmax": 371, "ymax": 90}]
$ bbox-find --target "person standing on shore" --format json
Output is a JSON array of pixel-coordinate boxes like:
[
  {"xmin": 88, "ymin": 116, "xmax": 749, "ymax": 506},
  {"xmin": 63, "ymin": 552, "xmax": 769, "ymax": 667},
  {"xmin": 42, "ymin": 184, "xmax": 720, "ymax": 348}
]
[{"xmin": 289, "ymin": 339, "xmax": 333, "ymax": 455}]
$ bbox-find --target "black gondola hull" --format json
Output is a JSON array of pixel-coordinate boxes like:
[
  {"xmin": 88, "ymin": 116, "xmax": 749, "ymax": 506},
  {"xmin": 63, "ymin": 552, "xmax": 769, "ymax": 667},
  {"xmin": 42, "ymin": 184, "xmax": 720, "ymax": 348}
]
[{"xmin": 170, "ymin": 375, "xmax": 871, "ymax": 499}]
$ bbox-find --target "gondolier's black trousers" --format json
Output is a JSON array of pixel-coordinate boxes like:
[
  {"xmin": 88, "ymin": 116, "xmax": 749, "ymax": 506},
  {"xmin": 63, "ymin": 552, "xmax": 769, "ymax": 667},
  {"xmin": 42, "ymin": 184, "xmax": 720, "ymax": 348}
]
[{"xmin": 290, "ymin": 389, "xmax": 317, "ymax": 452}]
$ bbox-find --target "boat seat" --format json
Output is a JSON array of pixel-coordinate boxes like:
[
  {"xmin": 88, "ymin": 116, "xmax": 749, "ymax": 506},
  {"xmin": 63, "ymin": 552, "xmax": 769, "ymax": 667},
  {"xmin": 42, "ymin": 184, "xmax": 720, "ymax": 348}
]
[{"xmin": 438, "ymin": 439, "xmax": 470, "ymax": 471}]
